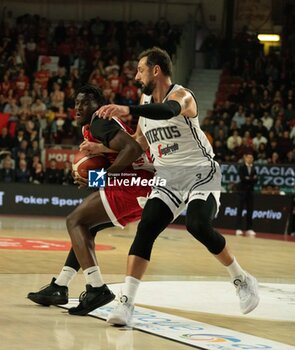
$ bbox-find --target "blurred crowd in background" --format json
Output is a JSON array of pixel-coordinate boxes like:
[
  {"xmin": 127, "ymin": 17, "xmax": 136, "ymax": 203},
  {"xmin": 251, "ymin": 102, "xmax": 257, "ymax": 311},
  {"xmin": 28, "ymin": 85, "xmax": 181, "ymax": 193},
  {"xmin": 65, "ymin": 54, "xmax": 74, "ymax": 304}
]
[{"xmin": 0, "ymin": 10, "xmax": 294, "ymax": 187}]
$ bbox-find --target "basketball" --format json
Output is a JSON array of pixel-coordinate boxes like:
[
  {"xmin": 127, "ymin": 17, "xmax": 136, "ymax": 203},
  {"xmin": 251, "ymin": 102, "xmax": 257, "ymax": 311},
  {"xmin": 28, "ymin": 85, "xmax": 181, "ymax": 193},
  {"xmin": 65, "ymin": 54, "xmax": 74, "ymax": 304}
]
[{"xmin": 72, "ymin": 152, "xmax": 109, "ymax": 179}]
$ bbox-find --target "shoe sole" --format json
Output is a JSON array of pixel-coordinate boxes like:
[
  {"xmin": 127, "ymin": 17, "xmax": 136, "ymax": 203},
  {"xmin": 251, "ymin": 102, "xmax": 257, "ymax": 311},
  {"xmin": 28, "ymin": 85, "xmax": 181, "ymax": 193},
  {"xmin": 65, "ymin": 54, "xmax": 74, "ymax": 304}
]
[
  {"xmin": 68, "ymin": 292, "xmax": 115, "ymax": 316},
  {"xmin": 27, "ymin": 294, "xmax": 68, "ymax": 306},
  {"xmin": 106, "ymin": 315, "xmax": 128, "ymax": 326},
  {"xmin": 242, "ymin": 295, "xmax": 260, "ymax": 314},
  {"xmin": 107, "ymin": 306, "xmax": 134, "ymax": 326}
]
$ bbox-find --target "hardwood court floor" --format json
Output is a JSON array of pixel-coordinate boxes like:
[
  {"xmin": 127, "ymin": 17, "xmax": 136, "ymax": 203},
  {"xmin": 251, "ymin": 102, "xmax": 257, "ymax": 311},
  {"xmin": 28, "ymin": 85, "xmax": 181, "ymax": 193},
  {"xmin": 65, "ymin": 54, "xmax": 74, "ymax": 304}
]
[{"xmin": 0, "ymin": 215, "xmax": 294, "ymax": 350}]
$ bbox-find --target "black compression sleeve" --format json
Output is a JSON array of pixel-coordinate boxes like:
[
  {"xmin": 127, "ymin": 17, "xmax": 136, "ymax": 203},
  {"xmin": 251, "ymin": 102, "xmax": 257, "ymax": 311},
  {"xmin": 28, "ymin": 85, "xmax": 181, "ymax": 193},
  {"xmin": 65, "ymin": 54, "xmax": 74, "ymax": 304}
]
[{"xmin": 129, "ymin": 100, "xmax": 181, "ymax": 120}]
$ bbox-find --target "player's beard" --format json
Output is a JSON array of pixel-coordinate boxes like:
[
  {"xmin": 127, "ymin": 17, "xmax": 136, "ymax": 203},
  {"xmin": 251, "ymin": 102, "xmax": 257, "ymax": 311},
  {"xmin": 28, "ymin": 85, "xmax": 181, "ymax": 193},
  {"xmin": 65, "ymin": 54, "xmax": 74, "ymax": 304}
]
[{"xmin": 141, "ymin": 80, "xmax": 155, "ymax": 96}]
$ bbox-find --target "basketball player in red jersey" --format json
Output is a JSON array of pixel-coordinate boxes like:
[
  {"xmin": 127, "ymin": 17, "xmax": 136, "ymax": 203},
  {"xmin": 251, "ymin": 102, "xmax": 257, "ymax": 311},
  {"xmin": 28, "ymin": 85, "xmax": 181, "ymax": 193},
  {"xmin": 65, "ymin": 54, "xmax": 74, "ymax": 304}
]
[{"xmin": 27, "ymin": 85, "xmax": 154, "ymax": 315}]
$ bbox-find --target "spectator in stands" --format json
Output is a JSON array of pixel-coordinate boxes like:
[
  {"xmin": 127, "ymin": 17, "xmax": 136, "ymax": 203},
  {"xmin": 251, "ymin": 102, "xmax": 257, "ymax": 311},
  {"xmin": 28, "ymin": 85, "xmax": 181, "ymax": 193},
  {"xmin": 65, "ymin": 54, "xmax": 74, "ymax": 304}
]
[
  {"xmin": 256, "ymin": 143, "xmax": 268, "ymax": 164},
  {"xmin": 61, "ymin": 161, "xmax": 74, "ymax": 185},
  {"xmin": 255, "ymin": 120, "xmax": 269, "ymax": 139},
  {"xmin": 228, "ymin": 120, "xmax": 240, "ymax": 136},
  {"xmin": 121, "ymin": 79, "xmax": 140, "ymax": 104},
  {"xmin": 30, "ymin": 161, "xmax": 45, "ymax": 184},
  {"xmin": 285, "ymin": 89, "xmax": 295, "ymax": 106},
  {"xmin": 0, "ymin": 73, "xmax": 12, "ymax": 97},
  {"xmin": 235, "ymin": 153, "xmax": 257, "ymax": 236},
  {"xmin": 40, "ymin": 88, "xmax": 51, "ymax": 108},
  {"xmin": 0, "ymin": 127, "xmax": 12, "ymax": 150},
  {"xmin": 277, "ymin": 130, "xmax": 294, "ymax": 159},
  {"xmin": 213, "ymin": 139, "xmax": 227, "ymax": 163},
  {"xmin": 15, "ymin": 159, "xmax": 30, "ymax": 183},
  {"xmin": 215, "ymin": 129, "xmax": 227, "ymax": 145},
  {"xmin": 50, "ymin": 82, "xmax": 65, "ymax": 112},
  {"xmin": 0, "ymin": 94, "xmax": 8, "ymax": 112},
  {"xmin": 271, "ymin": 101, "xmax": 284, "ymax": 119},
  {"xmin": 227, "ymin": 130, "xmax": 242, "ymax": 152},
  {"xmin": 252, "ymin": 132, "xmax": 268, "ymax": 151},
  {"xmin": 45, "ymin": 159, "xmax": 61, "ymax": 184},
  {"xmin": 0, "ymin": 153, "xmax": 15, "ymax": 169},
  {"xmin": 240, "ymin": 116, "xmax": 256, "ymax": 137},
  {"xmin": 14, "ymin": 68, "xmax": 30, "ymax": 98},
  {"xmin": 259, "ymin": 89, "xmax": 272, "ymax": 114},
  {"xmin": 88, "ymin": 68, "xmax": 105, "ymax": 88},
  {"xmin": 232, "ymin": 105, "xmax": 246, "ymax": 128},
  {"xmin": 31, "ymin": 98, "xmax": 46, "ymax": 117},
  {"xmin": 214, "ymin": 120, "xmax": 228, "ymax": 139},
  {"xmin": 234, "ymin": 137, "xmax": 255, "ymax": 161},
  {"xmin": 19, "ymin": 89, "xmax": 33, "ymax": 108},
  {"xmin": 261, "ymin": 111, "xmax": 273, "ymax": 131},
  {"xmin": 266, "ymin": 139, "xmax": 279, "ymax": 159},
  {"xmin": 270, "ymin": 118, "xmax": 285, "ymax": 137},
  {"xmin": 284, "ymin": 150, "xmax": 295, "ymax": 164},
  {"xmin": 285, "ymin": 103, "xmax": 295, "ymax": 124},
  {"xmin": 3, "ymin": 98, "xmax": 19, "ymax": 119},
  {"xmin": 0, "ymin": 156, "xmax": 15, "ymax": 183},
  {"xmin": 268, "ymin": 151, "xmax": 280, "ymax": 164}
]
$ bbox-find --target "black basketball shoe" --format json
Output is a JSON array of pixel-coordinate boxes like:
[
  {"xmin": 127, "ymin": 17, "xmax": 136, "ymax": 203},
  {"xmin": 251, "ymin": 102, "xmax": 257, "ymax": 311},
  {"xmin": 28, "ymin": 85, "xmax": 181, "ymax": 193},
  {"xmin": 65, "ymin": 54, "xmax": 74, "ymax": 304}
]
[
  {"xmin": 27, "ymin": 278, "xmax": 68, "ymax": 306},
  {"xmin": 68, "ymin": 284, "xmax": 115, "ymax": 316}
]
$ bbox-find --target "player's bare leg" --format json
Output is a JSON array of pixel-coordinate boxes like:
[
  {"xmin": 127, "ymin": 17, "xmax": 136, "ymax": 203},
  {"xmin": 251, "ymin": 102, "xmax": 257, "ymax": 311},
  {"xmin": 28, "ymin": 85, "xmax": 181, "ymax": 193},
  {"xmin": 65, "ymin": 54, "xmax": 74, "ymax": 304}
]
[{"xmin": 66, "ymin": 191, "xmax": 115, "ymax": 315}]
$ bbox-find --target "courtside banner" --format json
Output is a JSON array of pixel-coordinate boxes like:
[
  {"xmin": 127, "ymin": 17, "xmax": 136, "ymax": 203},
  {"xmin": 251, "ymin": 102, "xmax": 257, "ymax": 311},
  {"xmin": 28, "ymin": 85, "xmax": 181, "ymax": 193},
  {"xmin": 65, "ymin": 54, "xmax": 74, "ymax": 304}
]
[
  {"xmin": 220, "ymin": 163, "xmax": 295, "ymax": 194},
  {"xmin": 45, "ymin": 148, "xmax": 77, "ymax": 169},
  {"xmin": 174, "ymin": 193, "xmax": 293, "ymax": 234},
  {"xmin": 0, "ymin": 184, "xmax": 292, "ymax": 234},
  {"xmin": 0, "ymin": 183, "xmax": 89, "ymax": 216}
]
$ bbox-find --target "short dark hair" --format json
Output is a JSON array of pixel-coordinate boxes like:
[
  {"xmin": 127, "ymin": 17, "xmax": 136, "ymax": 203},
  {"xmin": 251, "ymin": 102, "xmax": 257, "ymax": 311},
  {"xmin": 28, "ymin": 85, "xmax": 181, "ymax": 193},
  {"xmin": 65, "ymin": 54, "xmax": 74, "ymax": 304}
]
[
  {"xmin": 76, "ymin": 84, "xmax": 105, "ymax": 105},
  {"xmin": 138, "ymin": 47, "xmax": 172, "ymax": 77}
]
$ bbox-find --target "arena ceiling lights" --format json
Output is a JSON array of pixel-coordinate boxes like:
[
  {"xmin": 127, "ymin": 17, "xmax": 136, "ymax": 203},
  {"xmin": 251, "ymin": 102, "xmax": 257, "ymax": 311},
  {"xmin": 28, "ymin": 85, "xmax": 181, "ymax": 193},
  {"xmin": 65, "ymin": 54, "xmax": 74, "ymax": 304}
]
[{"xmin": 257, "ymin": 34, "xmax": 281, "ymax": 42}]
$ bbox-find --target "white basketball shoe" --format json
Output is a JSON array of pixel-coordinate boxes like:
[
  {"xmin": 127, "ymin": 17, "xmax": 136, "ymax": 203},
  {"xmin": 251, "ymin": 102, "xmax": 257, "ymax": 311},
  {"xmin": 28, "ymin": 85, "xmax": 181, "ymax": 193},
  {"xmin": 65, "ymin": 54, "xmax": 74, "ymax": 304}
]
[
  {"xmin": 233, "ymin": 273, "xmax": 260, "ymax": 314},
  {"xmin": 107, "ymin": 295, "xmax": 134, "ymax": 326}
]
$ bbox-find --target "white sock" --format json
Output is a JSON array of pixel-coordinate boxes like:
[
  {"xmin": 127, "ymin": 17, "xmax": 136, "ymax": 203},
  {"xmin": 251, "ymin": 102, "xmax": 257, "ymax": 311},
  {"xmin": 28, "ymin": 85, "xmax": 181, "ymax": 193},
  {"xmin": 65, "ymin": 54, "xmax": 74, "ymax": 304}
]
[
  {"xmin": 122, "ymin": 276, "xmax": 140, "ymax": 305},
  {"xmin": 226, "ymin": 257, "xmax": 246, "ymax": 282},
  {"xmin": 83, "ymin": 266, "xmax": 104, "ymax": 287},
  {"xmin": 55, "ymin": 266, "xmax": 77, "ymax": 287}
]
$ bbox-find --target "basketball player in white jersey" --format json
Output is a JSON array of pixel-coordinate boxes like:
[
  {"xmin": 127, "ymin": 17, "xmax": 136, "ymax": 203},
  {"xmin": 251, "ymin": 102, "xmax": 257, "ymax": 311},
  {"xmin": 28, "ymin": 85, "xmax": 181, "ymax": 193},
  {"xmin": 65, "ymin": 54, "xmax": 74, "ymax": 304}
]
[{"xmin": 97, "ymin": 47, "xmax": 260, "ymax": 326}]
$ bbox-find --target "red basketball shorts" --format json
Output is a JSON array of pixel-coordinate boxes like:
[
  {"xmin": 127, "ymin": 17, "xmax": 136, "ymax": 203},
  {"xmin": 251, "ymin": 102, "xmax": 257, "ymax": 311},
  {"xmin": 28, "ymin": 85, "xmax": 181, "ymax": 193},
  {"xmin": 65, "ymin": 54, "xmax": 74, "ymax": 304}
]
[{"xmin": 100, "ymin": 170, "xmax": 153, "ymax": 228}]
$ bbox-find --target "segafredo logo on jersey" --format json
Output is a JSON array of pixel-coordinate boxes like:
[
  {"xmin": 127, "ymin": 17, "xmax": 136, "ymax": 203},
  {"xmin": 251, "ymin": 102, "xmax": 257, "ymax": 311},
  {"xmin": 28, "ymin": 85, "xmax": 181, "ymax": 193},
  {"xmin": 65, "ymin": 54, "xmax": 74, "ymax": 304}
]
[
  {"xmin": 158, "ymin": 143, "xmax": 179, "ymax": 157},
  {"xmin": 88, "ymin": 169, "xmax": 166, "ymax": 188}
]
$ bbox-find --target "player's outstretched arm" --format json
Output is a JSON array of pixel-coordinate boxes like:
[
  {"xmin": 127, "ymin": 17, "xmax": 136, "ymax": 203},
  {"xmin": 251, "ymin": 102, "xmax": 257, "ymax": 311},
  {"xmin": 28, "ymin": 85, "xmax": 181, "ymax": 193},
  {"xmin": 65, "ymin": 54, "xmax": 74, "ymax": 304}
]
[
  {"xmin": 96, "ymin": 89, "xmax": 197, "ymax": 120},
  {"xmin": 96, "ymin": 104, "xmax": 130, "ymax": 120}
]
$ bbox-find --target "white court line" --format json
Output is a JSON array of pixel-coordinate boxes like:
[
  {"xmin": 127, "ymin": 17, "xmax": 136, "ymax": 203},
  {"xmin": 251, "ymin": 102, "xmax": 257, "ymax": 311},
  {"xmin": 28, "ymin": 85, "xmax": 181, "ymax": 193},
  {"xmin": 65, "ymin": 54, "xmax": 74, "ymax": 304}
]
[
  {"xmin": 60, "ymin": 280, "xmax": 295, "ymax": 350},
  {"xmin": 108, "ymin": 281, "xmax": 294, "ymax": 322},
  {"xmin": 61, "ymin": 300, "xmax": 293, "ymax": 350}
]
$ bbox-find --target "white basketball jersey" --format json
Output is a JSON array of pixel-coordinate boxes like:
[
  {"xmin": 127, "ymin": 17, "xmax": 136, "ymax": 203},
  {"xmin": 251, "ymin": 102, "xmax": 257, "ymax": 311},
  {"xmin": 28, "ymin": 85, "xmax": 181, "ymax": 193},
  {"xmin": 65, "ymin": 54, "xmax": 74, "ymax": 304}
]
[{"xmin": 138, "ymin": 84, "xmax": 215, "ymax": 168}]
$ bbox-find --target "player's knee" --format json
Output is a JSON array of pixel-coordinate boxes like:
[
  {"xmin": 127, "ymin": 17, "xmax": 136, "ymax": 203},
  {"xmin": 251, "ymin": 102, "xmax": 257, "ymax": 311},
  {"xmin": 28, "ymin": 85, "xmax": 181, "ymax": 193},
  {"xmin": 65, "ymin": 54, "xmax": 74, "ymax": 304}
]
[
  {"xmin": 186, "ymin": 214, "xmax": 204, "ymax": 236},
  {"xmin": 66, "ymin": 210, "xmax": 83, "ymax": 233},
  {"xmin": 186, "ymin": 214, "xmax": 225, "ymax": 254},
  {"xmin": 128, "ymin": 219, "xmax": 158, "ymax": 260}
]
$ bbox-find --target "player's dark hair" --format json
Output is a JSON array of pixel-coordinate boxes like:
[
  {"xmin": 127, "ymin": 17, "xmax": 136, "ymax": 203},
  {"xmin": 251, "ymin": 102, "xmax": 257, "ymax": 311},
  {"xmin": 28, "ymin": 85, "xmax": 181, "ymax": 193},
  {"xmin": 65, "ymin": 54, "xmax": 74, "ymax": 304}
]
[
  {"xmin": 76, "ymin": 84, "xmax": 106, "ymax": 106},
  {"xmin": 138, "ymin": 47, "xmax": 172, "ymax": 77}
]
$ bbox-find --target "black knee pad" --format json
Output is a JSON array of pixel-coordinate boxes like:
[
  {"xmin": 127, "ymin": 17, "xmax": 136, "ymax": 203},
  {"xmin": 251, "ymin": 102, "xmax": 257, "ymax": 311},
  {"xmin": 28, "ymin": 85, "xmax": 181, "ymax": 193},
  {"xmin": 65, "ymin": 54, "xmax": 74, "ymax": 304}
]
[
  {"xmin": 129, "ymin": 198, "xmax": 173, "ymax": 260},
  {"xmin": 186, "ymin": 218, "xmax": 226, "ymax": 254},
  {"xmin": 186, "ymin": 196, "xmax": 226, "ymax": 255}
]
